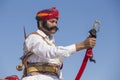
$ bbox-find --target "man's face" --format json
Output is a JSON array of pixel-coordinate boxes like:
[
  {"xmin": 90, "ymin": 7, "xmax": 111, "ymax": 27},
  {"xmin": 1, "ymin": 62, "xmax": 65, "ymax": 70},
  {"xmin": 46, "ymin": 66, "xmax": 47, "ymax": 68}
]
[
  {"xmin": 46, "ymin": 18, "xmax": 58, "ymax": 33},
  {"xmin": 39, "ymin": 18, "xmax": 58, "ymax": 35}
]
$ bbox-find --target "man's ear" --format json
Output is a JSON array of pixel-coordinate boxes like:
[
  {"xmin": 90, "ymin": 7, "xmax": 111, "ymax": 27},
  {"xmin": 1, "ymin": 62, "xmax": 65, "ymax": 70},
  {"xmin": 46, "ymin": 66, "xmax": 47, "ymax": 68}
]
[
  {"xmin": 40, "ymin": 20, "xmax": 47, "ymax": 27},
  {"xmin": 37, "ymin": 20, "xmax": 43, "ymax": 29}
]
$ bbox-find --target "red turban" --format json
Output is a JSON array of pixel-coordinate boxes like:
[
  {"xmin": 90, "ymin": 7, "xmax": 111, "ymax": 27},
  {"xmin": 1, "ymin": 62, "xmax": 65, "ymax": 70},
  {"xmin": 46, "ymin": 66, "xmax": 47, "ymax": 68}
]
[
  {"xmin": 5, "ymin": 75, "xmax": 19, "ymax": 80},
  {"xmin": 36, "ymin": 7, "xmax": 59, "ymax": 20}
]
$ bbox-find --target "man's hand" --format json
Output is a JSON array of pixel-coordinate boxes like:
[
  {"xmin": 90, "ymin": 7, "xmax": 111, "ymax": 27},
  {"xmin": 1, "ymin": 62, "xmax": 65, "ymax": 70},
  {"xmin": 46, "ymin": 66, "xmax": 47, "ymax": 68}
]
[
  {"xmin": 76, "ymin": 38, "xmax": 96, "ymax": 51},
  {"xmin": 83, "ymin": 38, "xmax": 96, "ymax": 49}
]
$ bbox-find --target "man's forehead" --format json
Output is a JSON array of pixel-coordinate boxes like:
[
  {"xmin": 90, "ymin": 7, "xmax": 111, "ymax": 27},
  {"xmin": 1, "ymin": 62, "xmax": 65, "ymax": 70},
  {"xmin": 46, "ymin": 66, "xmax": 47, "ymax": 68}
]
[{"xmin": 47, "ymin": 18, "xmax": 58, "ymax": 22}]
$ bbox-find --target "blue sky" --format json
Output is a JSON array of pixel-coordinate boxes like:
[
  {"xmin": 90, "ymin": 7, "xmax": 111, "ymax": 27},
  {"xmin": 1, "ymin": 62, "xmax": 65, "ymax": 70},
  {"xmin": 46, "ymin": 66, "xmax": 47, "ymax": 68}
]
[{"xmin": 0, "ymin": 0, "xmax": 120, "ymax": 80}]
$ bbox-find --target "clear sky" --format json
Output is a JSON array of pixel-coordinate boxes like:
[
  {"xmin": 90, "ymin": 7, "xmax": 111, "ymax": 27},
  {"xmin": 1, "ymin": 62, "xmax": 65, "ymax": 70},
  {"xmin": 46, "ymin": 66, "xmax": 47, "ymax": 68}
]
[{"xmin": 0, "ymin": 0, "xmax": 120, "ymax": 80}]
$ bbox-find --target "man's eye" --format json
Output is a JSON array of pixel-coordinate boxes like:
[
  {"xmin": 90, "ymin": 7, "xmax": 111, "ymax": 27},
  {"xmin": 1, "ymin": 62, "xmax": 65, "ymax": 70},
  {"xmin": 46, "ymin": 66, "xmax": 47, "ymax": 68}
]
[
  {"xmin": 51, "ymin": 21, "xmax": 54, "ymax": 23},
  {"xmin": 50, "ymin": 21, "xmax": 57, "ymax": 24}
]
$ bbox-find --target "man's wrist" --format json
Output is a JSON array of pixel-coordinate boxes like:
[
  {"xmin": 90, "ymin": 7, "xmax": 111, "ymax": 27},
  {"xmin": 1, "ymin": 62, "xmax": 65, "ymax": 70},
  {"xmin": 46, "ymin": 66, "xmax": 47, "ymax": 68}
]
[{"xmin": 76, "ymin": 42, "xmax": 85, "ymax": 51}]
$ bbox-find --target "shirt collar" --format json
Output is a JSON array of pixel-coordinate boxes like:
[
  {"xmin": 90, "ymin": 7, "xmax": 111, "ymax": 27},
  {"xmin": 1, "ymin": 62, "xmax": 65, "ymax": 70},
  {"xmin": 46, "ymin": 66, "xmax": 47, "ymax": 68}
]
[{"xmin": 36, "ymin": 29, "xmax": 54, "ymax": 40}]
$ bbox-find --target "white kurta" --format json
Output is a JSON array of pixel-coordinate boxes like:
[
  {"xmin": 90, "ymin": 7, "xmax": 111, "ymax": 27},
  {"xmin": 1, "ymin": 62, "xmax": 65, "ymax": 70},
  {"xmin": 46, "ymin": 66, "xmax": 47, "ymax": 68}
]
[{"xmin": 22, "ymin": 29, "xmax": 76, "ymax": 80}]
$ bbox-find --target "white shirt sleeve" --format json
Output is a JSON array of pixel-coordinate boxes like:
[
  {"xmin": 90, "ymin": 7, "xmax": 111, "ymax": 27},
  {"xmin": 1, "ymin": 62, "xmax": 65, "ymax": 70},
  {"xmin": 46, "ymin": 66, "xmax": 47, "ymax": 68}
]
[{"xmin": 24, "ymin": 34, "xmax": 76, "ymax": 59}]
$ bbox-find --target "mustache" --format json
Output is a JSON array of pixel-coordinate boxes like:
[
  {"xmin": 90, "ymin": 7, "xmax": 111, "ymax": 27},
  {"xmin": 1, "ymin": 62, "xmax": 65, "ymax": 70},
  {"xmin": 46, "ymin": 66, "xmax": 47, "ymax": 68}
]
[
  {"xmin": 44, "ymin": 26, "xmax": 59, "ymax": 31},
  {"xmin": 49, "ymin": 26, "xmax": 59, "ymax": 31}
]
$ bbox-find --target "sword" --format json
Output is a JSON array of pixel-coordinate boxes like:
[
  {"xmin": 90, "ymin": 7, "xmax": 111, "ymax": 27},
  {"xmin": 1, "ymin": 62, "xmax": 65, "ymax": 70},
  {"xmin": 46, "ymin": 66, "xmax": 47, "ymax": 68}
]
[
  {"xmin": 16, "ymin": 26, "xmax": 27, "ymax": 71},
  {"xmin": 75, "ymin": 20, "xmax": 100, "ymax": 80}
]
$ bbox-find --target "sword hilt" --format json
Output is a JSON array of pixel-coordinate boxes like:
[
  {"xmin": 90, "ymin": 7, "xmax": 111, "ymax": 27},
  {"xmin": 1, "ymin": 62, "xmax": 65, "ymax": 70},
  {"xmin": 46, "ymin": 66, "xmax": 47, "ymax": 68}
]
[{"xmin": 88, "ymin": 20, "xmax": 100, "ymax": 63}]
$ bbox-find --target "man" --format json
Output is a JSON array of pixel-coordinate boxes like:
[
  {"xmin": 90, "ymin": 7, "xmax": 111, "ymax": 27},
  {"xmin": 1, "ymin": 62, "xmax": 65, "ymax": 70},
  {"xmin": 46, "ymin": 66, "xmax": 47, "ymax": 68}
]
[{"xmin": 21, "ymin": 7, "xmax": 96, "ymax": 80}]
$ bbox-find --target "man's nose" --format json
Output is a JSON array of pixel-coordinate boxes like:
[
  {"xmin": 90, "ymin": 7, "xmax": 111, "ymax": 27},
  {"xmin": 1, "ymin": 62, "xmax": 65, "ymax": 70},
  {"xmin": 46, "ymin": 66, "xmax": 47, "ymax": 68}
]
[{"xmin": 53, "ymin": 22, "xmax": 57, "ymax": 26}]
